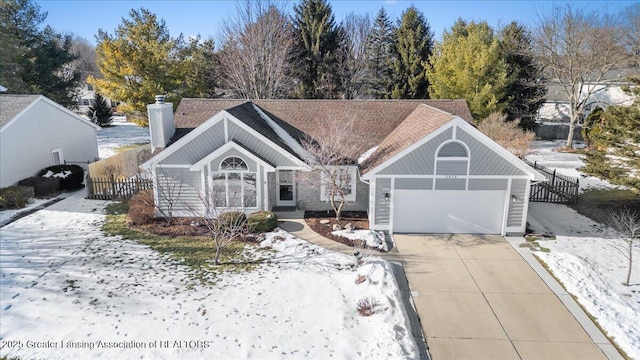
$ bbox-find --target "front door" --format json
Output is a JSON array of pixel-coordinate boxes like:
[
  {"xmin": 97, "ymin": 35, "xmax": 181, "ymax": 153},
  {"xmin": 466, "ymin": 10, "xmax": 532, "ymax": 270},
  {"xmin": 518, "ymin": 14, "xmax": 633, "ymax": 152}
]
[{"xmin": 276, "ymin": 170, "xmax": 296, "ymax": 206}]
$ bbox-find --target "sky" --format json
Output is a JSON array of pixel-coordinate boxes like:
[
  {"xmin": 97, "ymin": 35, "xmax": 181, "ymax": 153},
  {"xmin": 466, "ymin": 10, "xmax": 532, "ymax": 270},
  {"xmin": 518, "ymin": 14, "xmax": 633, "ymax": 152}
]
[{"xmin": 36, "ymin": 0, "xmax": 637, "ymax": 45}]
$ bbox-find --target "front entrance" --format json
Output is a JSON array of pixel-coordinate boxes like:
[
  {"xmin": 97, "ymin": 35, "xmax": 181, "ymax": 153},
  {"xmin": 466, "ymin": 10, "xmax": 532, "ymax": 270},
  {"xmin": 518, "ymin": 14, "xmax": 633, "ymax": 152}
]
[{"xmin": 276, "ymin": 170, "xmax": 296, "ymax": 206}]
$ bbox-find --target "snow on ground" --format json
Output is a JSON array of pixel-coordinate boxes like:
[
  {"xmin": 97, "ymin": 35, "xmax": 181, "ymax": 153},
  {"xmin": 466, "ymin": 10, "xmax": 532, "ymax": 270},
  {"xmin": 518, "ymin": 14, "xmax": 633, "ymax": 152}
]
[
  {"xmin": 526, "ymin": 140, "xmax": 639, "ymax": 358},
  {"xmin": 332, "ymin": 229, "xmax": 388, "ymax": 252},
  {"xmin": 528, "ymin": 203, "xmax": 640, "ymax": 359},
  {"xmin": 0, "ymin": 194, "xmax": 417, "ymax": 360},
  {"xmin": 97, "ymin": 119, "xmax": 149, "ymax": 159},
  {"xmin": 525, "ymin": 140, "xmax": 619, "ymax": 192}
]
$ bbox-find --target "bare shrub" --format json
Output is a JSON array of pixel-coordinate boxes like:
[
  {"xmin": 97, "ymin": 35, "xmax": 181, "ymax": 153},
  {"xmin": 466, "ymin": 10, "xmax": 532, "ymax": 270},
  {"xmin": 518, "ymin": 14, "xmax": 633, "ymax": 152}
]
[
  {"xmin": 606, "ymin": 208, "xmax": 640, "ymax": 286},
  {"xmin": 128, "ymin": 190, "xmax": 155, "ymax": 225},
  {"xmin": 478, "ymin": 112, "xmax": 536, "ymax": 158},
  {"xmin": 356, "ymin": 297, "xmax": 380, "ymax": 316}
]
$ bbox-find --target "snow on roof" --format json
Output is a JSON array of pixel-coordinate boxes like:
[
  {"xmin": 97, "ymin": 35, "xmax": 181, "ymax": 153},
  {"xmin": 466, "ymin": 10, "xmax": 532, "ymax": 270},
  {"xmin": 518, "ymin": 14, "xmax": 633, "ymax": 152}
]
[{"xmin": 251, "ymin": 103, "xmax": 311, "ymax": 162}]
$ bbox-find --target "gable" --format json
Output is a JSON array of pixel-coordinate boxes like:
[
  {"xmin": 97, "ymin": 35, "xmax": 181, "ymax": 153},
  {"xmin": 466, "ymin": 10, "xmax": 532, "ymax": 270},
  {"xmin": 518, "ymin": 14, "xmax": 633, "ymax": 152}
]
[
  {"xmin": 368, "ymin": 119, "xmax": 534, "ymax": 179},
  {"xmin": 150, "ymin": 110, "xmax": 305, "ymax": 169}
]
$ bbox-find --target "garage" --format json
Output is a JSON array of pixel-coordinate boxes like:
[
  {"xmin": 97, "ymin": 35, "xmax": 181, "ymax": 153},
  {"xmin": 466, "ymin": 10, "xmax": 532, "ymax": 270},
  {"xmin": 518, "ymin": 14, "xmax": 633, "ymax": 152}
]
[{"xmin": 392, "ymin": 190, "xmax": 507, "ymax": 234}]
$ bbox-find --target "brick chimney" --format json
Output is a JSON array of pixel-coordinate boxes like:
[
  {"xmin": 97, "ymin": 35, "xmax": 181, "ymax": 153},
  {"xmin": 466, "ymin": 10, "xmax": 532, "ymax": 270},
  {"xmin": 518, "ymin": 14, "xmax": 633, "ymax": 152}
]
[{"xmin": 147, "ymin": 95, "xmax": 175, "ymax": 152}]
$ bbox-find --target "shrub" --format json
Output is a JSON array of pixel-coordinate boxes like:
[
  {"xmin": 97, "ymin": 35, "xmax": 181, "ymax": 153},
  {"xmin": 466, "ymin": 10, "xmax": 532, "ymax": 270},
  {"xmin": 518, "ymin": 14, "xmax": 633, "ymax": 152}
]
[
  {"xmin": 356, "ymin": 298, "xmax": 380, "ymax": 317},
  {"xmin": 128, "ymin": 190, "xmax": 155, "ymax": 225},
  {"xmin": 0, "ymin": 186, "xmax": 34, "ymax": 209},
  {"xmin": 38, "ymin": 165, "xmax": 84, "ymax": 190},
  {"xmin": 247, "ymin": 211, "xmax": 278, "ymax": 233},
  {"xmin": 18, "ymin": 177, "xmax": 61, "ymax": 197},
  {"xmin": 218, "ymin": 211, "xmax": 247, "ymax": 231}
]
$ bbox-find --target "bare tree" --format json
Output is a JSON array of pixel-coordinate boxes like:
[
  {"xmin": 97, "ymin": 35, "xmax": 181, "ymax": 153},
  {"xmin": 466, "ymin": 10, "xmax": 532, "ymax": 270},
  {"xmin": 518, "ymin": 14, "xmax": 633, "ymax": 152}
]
[
  {"xmin": 477, "ymin": 112, "xmax": 536, "ymax": 159},
  {"xmin": 337, "ymin": 12, "xmax": 371, "ymax": 99},
  {"xmin": 69, "ymin": 35, "xmax": 100, "ymax": 82},
  {"xmin": 148, "ymin": 166, "xmax": 184, "ymax": 226},
  {"xmin": 218, "ymin": 0, "xmax": 296, "ymax": 98},
  {"xmin": 622, "ymin": 3, "xmax": 640, "ymax": 66},
  {"xmin": 301, "ymin": 116, "xmax": 368, "ymax": 220},
  {"xmin": 606, "ymin": 208, "xmax": 640, "ymax": 286},
  {"xmin": 189, "ymin": 188, "xmax": 248, "ymax": 266},
  {"xmin": 532, "ymin": 5, "xmax": 630, "ymax": 148}
]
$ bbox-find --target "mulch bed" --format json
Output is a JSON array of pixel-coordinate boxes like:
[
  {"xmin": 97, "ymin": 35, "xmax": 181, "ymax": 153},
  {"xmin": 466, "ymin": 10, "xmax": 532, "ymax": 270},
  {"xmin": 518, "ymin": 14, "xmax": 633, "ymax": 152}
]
[
  {"xmin": 133, "ymin": 217, "xmax": 211, "ymax": 237},
  {"xmin": 304, "ymin": 211, "xmax": 381, "ymax": 251}
]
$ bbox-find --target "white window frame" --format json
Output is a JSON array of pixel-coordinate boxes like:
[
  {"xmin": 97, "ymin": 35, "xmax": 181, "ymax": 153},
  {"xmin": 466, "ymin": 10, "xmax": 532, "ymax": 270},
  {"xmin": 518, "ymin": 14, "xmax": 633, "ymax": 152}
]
[
  {"xmin": 210, "ymin": 156, "xmax": 258, "ymax": 209},
  {"xmin": 320, "ymin": 166, "xmax": 357, "ymax": 202},
  {"xmin": 52, "ymin": 148, "xmax": 64, "ymax": 165}
]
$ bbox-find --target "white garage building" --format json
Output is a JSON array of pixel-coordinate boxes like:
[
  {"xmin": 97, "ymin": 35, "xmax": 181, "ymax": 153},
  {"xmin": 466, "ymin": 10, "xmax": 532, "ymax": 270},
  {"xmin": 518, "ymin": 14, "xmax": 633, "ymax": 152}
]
[{"xmin": 361, "ymin": 107, "xmax": 545, "ymax": 235}]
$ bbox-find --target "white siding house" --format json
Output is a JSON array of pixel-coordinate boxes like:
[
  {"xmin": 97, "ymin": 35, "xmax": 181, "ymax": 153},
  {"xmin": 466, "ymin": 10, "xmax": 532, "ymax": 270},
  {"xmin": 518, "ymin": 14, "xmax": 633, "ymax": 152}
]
[{"xmin": 0, "ymin": 95, "xmax": 100, "ymax": 188}]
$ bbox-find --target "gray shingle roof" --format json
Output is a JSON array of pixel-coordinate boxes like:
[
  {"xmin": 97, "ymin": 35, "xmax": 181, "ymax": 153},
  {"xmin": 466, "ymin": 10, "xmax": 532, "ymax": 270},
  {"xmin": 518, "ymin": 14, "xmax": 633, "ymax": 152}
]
[{"xmin": 0, "ymin": 95, "xmax": 40, "ymax": 128}]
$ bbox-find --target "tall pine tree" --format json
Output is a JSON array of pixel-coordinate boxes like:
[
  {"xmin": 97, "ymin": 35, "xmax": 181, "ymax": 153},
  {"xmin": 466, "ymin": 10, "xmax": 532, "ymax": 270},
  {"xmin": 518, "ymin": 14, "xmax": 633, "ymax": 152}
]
[
  {"xmin": 390, "ymin": 6, "xmax": 433, "ymax": 99},
  {"xmin": 365, "ymin": 7, "xmax": 394, "ymax": 98},
  {"xmin": 292, "ymin": 0, "xmax": 341, "ymax": 99},
  {"xmin": 0, "ymin": 0, "xmax": 80, "ymax": 108},
  {"xmin": 499, "ymin": 22, "xmax": 546, "ymax": 129},
  {"xmin": 428, "ymin": 20, "xmax": 509, "ymax": 120}
]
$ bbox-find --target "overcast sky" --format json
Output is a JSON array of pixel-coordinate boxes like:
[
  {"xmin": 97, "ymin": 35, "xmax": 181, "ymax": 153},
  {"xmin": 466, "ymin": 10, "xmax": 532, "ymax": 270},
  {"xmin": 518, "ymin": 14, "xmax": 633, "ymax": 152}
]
[{"xmin": 36, "ymin": 0, "xmax": 636, "ymax": 45}]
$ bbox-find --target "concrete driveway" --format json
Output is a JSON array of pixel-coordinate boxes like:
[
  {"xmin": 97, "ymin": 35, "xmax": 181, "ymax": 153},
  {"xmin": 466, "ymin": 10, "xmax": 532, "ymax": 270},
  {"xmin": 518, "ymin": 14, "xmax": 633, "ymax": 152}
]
[{"xmin": 394, "ymin": 234, "xmax": 607, "ymax": 360}]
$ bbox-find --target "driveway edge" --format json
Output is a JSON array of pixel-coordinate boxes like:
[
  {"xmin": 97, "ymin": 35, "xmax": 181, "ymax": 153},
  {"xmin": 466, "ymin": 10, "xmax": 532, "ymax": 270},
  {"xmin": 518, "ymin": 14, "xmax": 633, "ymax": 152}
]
[{"xmin": 504, "ymin": 236, "xmax": 623, "ymax": 360}]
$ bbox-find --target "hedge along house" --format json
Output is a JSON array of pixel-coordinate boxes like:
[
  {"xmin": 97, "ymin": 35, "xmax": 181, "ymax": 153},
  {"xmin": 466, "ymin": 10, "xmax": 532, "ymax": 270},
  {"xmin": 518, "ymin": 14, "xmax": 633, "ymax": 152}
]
[
  {"xmin": 141, "ymin": 97, "xmax": 544, "ymax": 235},
  {"xmin": 0, "ymin": 94, "xmax": 100, "ymax": 188}
]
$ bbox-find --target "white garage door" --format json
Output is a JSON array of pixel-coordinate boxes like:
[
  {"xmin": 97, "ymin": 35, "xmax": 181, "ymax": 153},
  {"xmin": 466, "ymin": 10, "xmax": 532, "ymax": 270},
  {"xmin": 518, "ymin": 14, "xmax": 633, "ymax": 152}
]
[{"xmin": 393, "ymin": 190, "xmax": 506, "ymax": 234}]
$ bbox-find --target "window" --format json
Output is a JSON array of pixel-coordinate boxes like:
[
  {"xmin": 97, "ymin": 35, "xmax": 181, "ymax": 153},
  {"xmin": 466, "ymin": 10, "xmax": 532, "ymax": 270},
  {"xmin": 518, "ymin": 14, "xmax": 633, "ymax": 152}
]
[
  {"xmin": 435, "ymin": 141, "xmax": 469, "ymax": 190},
  {"xmin": 52, "ymin": 148, "xmax": 64, "ymax": 165},
  {"xmin": 320, "ymin": 166, "xmax": 357, "ymax": 202},
  {"xmin": 210, "ymin": 156, "xmax": 257, "ymax": 209}
]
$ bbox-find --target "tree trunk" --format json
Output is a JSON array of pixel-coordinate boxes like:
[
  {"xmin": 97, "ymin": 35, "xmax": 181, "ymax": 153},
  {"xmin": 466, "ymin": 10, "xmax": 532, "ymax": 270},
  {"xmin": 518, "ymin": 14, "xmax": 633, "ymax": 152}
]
[
  {"xmin": 214, "ymin": 238, "xmax": 221, "ymax": 265},
  {"xmin": 626, "ymin": 241, "xmax": 633, "ymax": 286},
  {"xmin": 566, "ymin": 116, "xmax": 576, "ymax": 149}
]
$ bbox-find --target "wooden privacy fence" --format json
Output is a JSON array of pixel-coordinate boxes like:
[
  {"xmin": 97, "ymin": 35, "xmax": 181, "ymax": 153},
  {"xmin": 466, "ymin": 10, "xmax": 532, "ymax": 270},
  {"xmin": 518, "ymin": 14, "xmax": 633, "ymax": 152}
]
[
  {"xmin": 86, "ymin": 176, "xmax": 153, "ymax": 200},
  {"xmin": 525, "ymin": 160, "xmax": 579, "ymax": 204}
]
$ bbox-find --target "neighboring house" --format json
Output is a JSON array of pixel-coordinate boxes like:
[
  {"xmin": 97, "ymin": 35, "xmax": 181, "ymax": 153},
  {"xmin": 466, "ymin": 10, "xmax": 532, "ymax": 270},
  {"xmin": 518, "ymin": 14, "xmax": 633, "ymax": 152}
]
[
  {"xmin": 0, "ymin": 94, "xmax": 100, "ymax": 188},
  {"xmin": 75, "ymin": 82, "xmax": 119, "ymax": 117},
  {"xmin": 141, "ymin": 98, "xmax": 544, "ymax": 235},
  {"xmin": 537, "ymin": 68, "xmax": 638, "ymax": 123}
]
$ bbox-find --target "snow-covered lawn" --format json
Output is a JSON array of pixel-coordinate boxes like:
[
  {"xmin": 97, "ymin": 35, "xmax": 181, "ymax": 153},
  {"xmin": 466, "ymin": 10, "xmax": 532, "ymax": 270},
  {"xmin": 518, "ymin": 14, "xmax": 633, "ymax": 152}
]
[
  {"xmin": 526, "ymin": 140, "xmax": 621, "ymax": 192},
  {"xmin": 97, "ymin": 119, "xmax": 149, "ymax": 159},
  {"xmin": 0, "ymin": 195, "xmax": 417, "ymax": 360},
  {"xmin": 526, "ymin": 140, "xmax": 639, "ymax": 358}
]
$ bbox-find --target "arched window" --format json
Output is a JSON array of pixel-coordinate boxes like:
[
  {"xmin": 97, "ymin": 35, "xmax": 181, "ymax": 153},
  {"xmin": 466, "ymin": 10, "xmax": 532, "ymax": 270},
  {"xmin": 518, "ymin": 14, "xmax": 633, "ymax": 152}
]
[
  {"xmin": 220, "ymin": 156, "xmax": 248, "ymax": 171},
  {"xmin": 435, "ymin": 141, "xmax": 469, "ymax": 190},
  {"xmin": 437, "ymin": 142, "xmax": 468, "ymax": 158},
  {"xmin": 211, "ymin": 156, "xmax": 257, "ymax": 209}
]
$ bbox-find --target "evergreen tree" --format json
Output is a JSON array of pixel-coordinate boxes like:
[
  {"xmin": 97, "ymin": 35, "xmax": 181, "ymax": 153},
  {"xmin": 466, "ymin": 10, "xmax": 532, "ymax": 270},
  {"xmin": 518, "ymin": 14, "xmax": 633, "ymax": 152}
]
[
  {"xmin": 499, "ymin": 22, "xmax": 546, "ymax": 129},
  {"xmin": 390, "ymin": 6, "xmax": 433, "ymax": 99},
  {"xmin": 428, "ymin": 20, "xmax": 509, "ymax": 120},
  {"xmin": 89, "ymin": 8, "xmax": 216, "ymax": 126},
  {"xmin": 365, "ymin": 7, "xmax": 394, "ymax": 98},
  {"xmin": 292, "ymin": 0, "xmax": 341, "ymax": 99},
  {"xmin": 0, "ymin": 0, "xmax": 81, "ymax": 108},
  {"xmin": 582, "ymin": 78, "xmax": 640, "ymax": 192},
  {"xmin": 87, "ymin": 93, "xmax": 113, "ymax": 127}
]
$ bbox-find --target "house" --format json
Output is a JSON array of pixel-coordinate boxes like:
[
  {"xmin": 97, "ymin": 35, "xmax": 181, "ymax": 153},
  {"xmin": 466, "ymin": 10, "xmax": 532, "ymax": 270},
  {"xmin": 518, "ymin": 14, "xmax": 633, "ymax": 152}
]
[
  {"xmin": 536, "ymin": 68, "xmax": 638, "ymax": 140},
  {"xmin": 141, "ymin": 97, "xmax": 544, "ymax": 235},
  {"xmin": 0, "ymin": 94, "xmax": 100, "ymax": 188},
  {"xmin": 75, "ymin": 82, "xmax": 119, "ymax": 118}
]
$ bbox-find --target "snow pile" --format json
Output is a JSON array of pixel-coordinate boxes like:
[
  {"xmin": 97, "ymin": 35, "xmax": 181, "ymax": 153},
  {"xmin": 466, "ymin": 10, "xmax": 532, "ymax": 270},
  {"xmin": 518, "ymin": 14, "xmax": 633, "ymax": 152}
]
[
  {"xmin": 529, "ymin": 203, "xmax": 640, "ymax": 358},
  {"xmin": 358, "ymin": 146, "xmax": 378, "ymax": 164},
  {"xmin": 42, "ymin": 170, "xmax": 72, "ymax": 179},
  {"xmin": 332, "ymin": 229, "xmax": 388, "ymax": 251},
  {"xmin": 0, "ymin": 195, "xmax": 417, "ymax": 360}
]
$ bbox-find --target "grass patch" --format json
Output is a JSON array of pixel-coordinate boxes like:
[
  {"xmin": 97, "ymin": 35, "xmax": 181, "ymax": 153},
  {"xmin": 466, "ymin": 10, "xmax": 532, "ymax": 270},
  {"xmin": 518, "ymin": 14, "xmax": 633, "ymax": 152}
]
[
  {"xmin": 105, "ymin": 200, "xmax": 130, "ymax": 215},
  {"xmin": 103, "ymin": 207, "xmax": 269, "ymax": 285},
  {"xmin": 114, "ymin": 143, "xmax": 148, "ymax": 154},
  {"xmin": 524, "ymin": 235, "xmax": 555, "ymax": 252},
  {"xmin": 571, "ymin": 189, "xmax": 640, "ymax": 224},
  {"xmin": 533, "ymin": 254, "xmax": 632, "ymax": 360}
]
